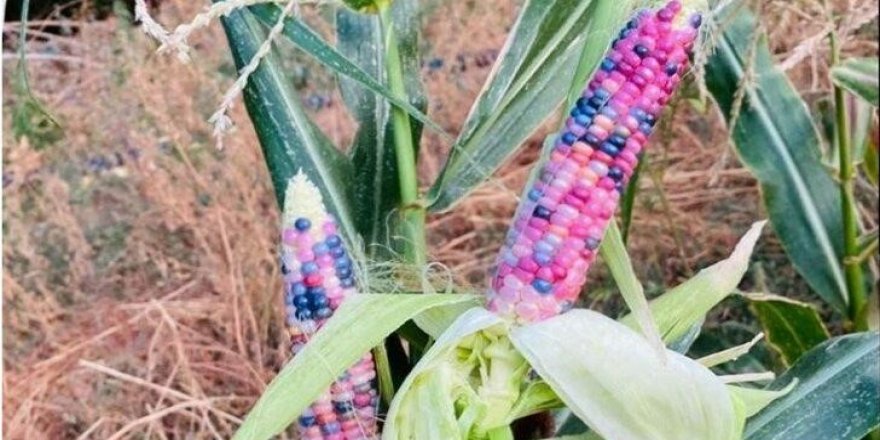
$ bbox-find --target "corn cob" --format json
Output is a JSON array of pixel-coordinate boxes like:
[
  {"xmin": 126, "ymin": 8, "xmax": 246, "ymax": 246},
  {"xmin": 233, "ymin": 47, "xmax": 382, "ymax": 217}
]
[
  {"xmin": 281, "ymin": 172, "xmax": 379, "ymax": 440},
  {"xmin": 488, "ymin": 0, "xmax": 702, "ymax": 323}
]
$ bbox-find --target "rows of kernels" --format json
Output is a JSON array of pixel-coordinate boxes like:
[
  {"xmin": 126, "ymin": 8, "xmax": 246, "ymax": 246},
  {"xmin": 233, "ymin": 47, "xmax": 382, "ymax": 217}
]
[
  {"xmin": 296, "ymin": 354, "xmax": 379, "ymax": 440},
  {"xmin": 281, "ymin": 173, "xmax": 379, "ymax": 439},
  {"xmin": 281, "ymin": 216, "xmax": 356, "ymax": 343},
  {"xmin": 488, "ymin": 1, "xmax": 702, "ymax": 323}
]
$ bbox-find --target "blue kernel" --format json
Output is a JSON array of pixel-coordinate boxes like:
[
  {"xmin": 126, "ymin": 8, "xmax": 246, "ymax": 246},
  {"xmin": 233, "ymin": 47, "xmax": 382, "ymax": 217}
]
[
  {"xmin": 630, "ymin": 108, "xmax": 648, "ymax": 121},
  {"xmin": 532, "ymin": 279, "xmax": 553, "ymax": 294},
  {"xmin": 627, "ymin": 18, "xmax": 639, "ymax": 29},
  {"xmin": 619, "ymin": 28, "xmax": 632, "ymax": 40},
  {"xmin": 294, "ymin": 218, "xmax": 311, "ymax": 231},
  {"xmin": 301, "ymin": 261, "xmax": 319, "ymax": 274},
  {"xmin": 585, "ymin": 237, "xmax": 601, "ymax": 250},
  {"xmin": 600, "ymin": 58, "xmax": 616, "ymax": 71},
  {"xmin": 330, "ymin": 247, "xmax": 346, "ymax": 258},
  {"xmin": 312, "ymin": 242, "xmax": 329, "ymax": 255},
  {"xmin": 533, "ymin": 205, "xmax": 552, "ymax": 220},
  {"xmin": 299, "ymin": 415, "xmax": 317, "ymax": 427},
  {"xmin": 575, "ymin": 114, "xmax": 591, "ymax": 126},
  {"xmin": 583, "ymin": 105, "xmax": 598, "ymax": 117},
  {"xmin": 583, "ymin": 133, "xmax": 601, "ymax": 146},
  {"xmin": 576, "ymin": 97, "xmax": 590, "ymax": 112},
  {"xmin": 589, "ymin": 96, "xmax": 605, "ymax": 108},
  {"xmin": 634, "ymin": 44, "xmax": 649, "ymax": 57},
  {"xmin": 609, "ymin": 134, "xmax": 626, "ymax": 147},
  {"xmin": 615, "ymin": 180, "xmax": 626, "ymax": 193},
  {"xmin": 335, "ymin": 256, "xmax": 352, "ymax": 269},
  {"xmin": 561, "ymin": 132, "xmax": 577, "ymax": 145},
  {"xmin": 320, "ymin": 422, "xmax": 341, "ymax": 435},
  {"xmin": 600, "ymin": 142, "xmax": 620, "ymax": 156},
  {"xmin": 292, "ymin": 282, "xmax": 307, "ymax": 296},
  {"xmin": 309, "ymin": 294, "xmax": 330, "ymax": 310},
  {"xmin": 540, "ymin": 171, "xmax": 554, "ymax": 183},
  {"xmin": 644, "ymin": 113, "xmax": 657, "ymax": 126},
  {"xmin": 293, "ymin": 294, "xmax": 310, "ymax": 308},
  {"xmin": 534, "ymin": 252, "xmax": 552, "ymax": 266},
  {"xmin": 570, "ymin": 107, "xmax": 582, "ymax": 118},
  {"xmin": 284, "ymin": 291, "xmax": 295, "ymax": 305},
  {"xmin": 338, "ymin": 267, "xmax": 352, "ymax": 279},
  {"xmin": 594, "ymin": 88, "xmax": 610, "ymax": 100},
  {"xmin": 334, "ymin": 401, "xmax": 353, "ymax": 412},
  {"xmin": 280, "ymin": 263, "xmax": 290, "ymax": 275},
  {"xmin": 690, "ymin": 13, "xmax": 703, "ymax": 28},
  {"xmin": 295, "ymin": 309, "xmax": 312, "ymax": 320},
  {"xmin": 639, "ymin": 122, "xmax": 653, "ymax": 135},
  {"xmin": 315, "ymin": 307, "xmax": 333, "ymax": 319},
  {"xmin": 608, "ymin": 166, "xmax": 624, "ymax": 181},
  {"xmin": 665, "ymin": 63, "xmax": 678, "ymax": 76},
  {"xmin": 326, "ymin": 234, "xmax": 342, "ymax": 248},
  {"xmin": 528, "ymin": 189, "xmax": 542, "ymax": 201},
  {"xmin": 341, "ymin": 277, "xmax": 355, "ymax": 288},
  {"xmin": 600, "ymin": 107, "xmax": 618, "ymax": 119},
  {"xmin": 535, "ymin": 241, "xmax": 554, "ymax": 254}
]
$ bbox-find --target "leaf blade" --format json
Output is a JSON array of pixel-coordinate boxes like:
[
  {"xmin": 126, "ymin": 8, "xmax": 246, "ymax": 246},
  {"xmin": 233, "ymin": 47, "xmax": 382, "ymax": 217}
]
[
  {"xmin": 744, "ymin": 332, "xmax": 880, "ymax": 440},
  {"xmin": 746, "ymin": 293, "xmax": 830, "ymax": 366},
  {"xmin": 831, "ymin": 57, "xmax": 879, "ymax": 107},
  {"xmin": 704, "ymin": 7, "xmax": 851, "ymax": 313}
]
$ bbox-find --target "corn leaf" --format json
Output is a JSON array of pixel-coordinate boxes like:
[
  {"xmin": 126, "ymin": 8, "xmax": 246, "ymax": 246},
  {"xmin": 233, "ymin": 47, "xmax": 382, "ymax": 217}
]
[
  {"xmin": 231, "ymin": 294, "xmax": 477, "ymax": 440},
  {"xmin": 619, "ymin": 221, "xmax": 765, "ymax": 343},
  {"xmin": 744, "ymin": 332, "xmax": 880, "ymax": 440},
  {"xmin": 249, "ymin": 4, "xmax": 446, "ymax": 139},
  {"xmin": 746, "ymin": 293, "xmax": 830, "ymax": 367},
  {"xmin": 219, "ymin": 7, "xmax": 362, "ymax": 262},
  {"xmin": 831, "ymin": 57, "xmax": 879, "ymax": 107},
  {"xmin": 511, "ymin": 310, "xmax": 740, "ymax": 440},
  {"xmin": 705, "ymin": 7, "xmax": 851, "ymax": 313},
  {"xmin": 335, "ymin": 0, "xmax": 427, "ymax": 255},
  {"xmin": 427, "ymin": 0, "xmax": 636, "ymax": 211}
]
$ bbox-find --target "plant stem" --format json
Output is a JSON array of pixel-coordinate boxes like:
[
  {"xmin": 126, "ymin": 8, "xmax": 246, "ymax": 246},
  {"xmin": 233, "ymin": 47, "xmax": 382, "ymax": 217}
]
[
  {"xmin": 830, "ymin": 31, "xmax": 868, "ymax": 331},
  {"xmin": 379, "ymin": 4, "xmax": 427, "ymax": 267}
]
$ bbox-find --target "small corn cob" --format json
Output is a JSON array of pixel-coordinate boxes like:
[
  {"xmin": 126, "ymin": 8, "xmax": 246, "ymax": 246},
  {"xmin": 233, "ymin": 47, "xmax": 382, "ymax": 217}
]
[
  {"xmin": 488, "ymin": 0, "xmax": 702, "ymax": 323},
  {"xmin": 281, "ymin": 172, "xmax": 379, "ymax": 440}
]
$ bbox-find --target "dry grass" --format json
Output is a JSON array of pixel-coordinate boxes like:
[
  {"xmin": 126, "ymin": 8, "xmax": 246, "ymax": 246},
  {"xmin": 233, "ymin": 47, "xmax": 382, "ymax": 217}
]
[{"xmin": 2, "ymin": 0, "xmax": 877, "ymax": 438}]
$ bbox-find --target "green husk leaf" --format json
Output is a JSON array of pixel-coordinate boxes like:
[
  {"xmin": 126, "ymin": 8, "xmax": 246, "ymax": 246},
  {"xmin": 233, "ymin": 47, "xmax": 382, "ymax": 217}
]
[
  {"xmin": 512, "ymin": 310, "xmax": 740, "ymax": 440},
  {"xmin": 620, "ymin": 221, "xmax": 766, "ymax": 343}
]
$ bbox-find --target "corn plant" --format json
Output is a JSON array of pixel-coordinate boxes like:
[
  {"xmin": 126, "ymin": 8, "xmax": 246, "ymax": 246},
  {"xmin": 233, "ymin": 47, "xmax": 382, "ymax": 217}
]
[{"xmin": 136, "ymin": 0, "xmax": 880, "ymax": 438}]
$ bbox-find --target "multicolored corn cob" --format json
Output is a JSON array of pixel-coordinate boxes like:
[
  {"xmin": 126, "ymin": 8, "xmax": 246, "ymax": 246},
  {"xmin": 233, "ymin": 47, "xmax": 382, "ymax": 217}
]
[
  {"xmin": 281, "ymin": 172, "xmax": 379, "ymax": 440},
  {"xmin": 488, "ymin": 1, "xmax": 702, "ymax": 323}
]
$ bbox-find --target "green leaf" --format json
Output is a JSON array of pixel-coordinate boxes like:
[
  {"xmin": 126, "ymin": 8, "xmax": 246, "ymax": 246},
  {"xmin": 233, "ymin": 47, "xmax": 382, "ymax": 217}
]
[
  {"xmin": 219, "ymin": 7, "xmax": 363, "ymax": 260},
  {"xmin": 599, "ymin": 222, "xmax": 663, "ymax": 355},
  {"xmin": 231, "ymin": 293, "xmax": 477, "ymax": 440},
  {"xmin": 705, "ymin": 7, "xmax": 850, "ymax": 314},
  {"xmin": 619, "ymin": 221, "xmax": 766, "ymax": 343},
  {"xmin": 413, "ymin": 297, "xmax": 483, "ymax": 339},
  {"xmin": 864, "ymin": 130, "xmax": 879, "ymax": 186},
  {"xmin": 744, "ymin": 332, "xmax": 880, "ymax": 440},
  {"xmin": 248, "ymin": 4, "xmax": 446, "ymax": 140},
  {"xmin": 728, "ymin": 382, "xmax": 797, "ymax": 419},
  {"xmin": 335, "ymin": 0, "xmax": 427, "ymax": 255},
  {"xmin": 831, "ymin": 57, "xmax": 879, "ymax": 107},
  {"xmin": 427, "ymin": 0, "xmax": 636, "ymax": 211},
  {"xmin": 746, "ymin": 293, "xmax": 830, "ymax": 366},
  {"xmin": 511, "ymin": 310, "xmax": 740, "ymax": 440}
]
